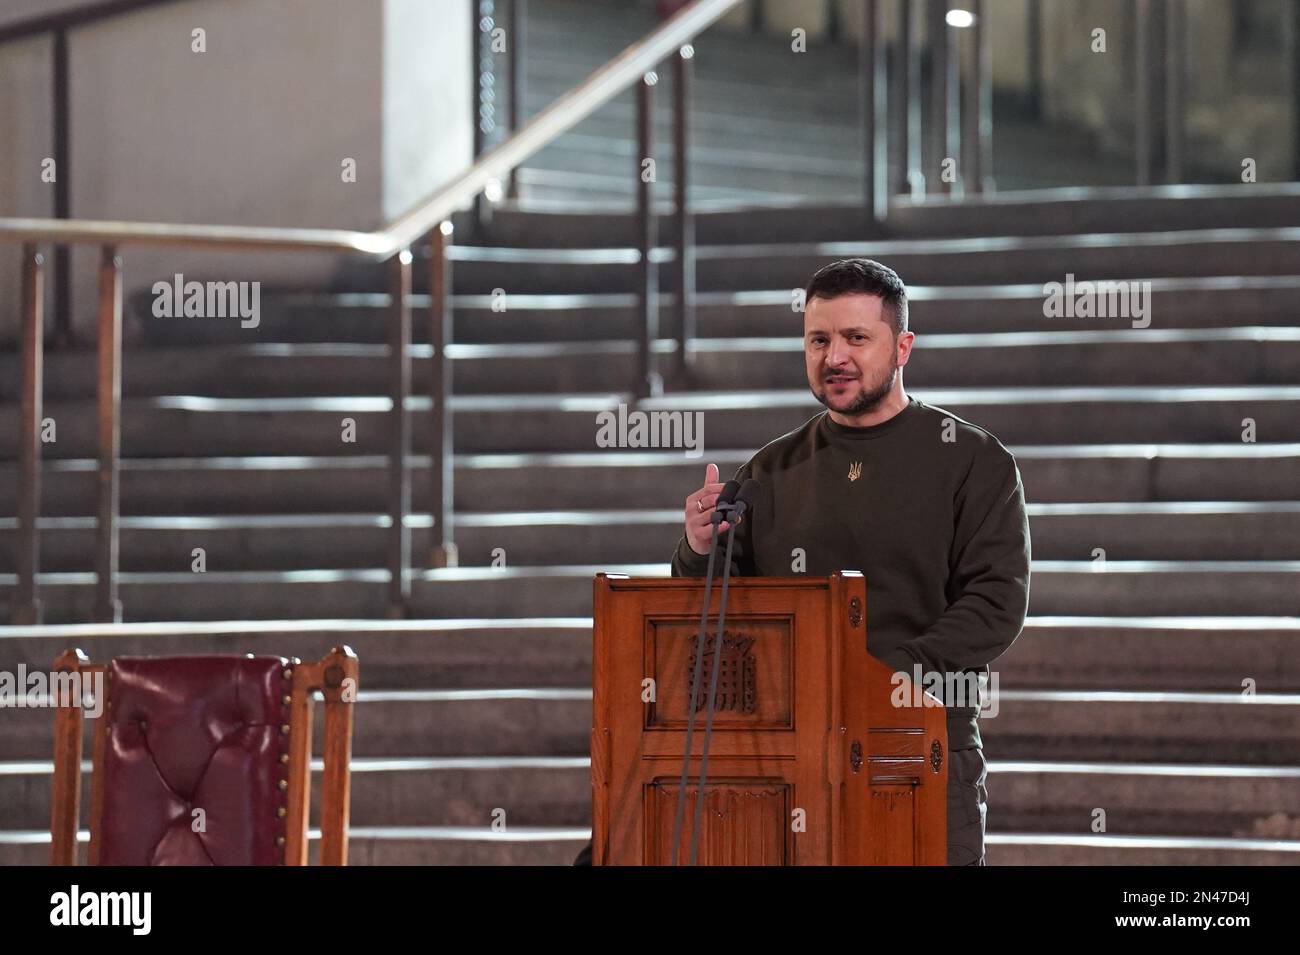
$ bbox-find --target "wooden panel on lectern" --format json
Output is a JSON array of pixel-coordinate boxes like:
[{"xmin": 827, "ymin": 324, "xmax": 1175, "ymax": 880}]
[
  {"xmin": 645, "ymin": 617, "xmax": 792, "ymax": 728},
  {"xmin": 646, "ymin": 779, "xmax": 791, "ymax": 866},
  {"xmin": 591, "ymin": 571, "xmax": 949, "ymax": 866}
]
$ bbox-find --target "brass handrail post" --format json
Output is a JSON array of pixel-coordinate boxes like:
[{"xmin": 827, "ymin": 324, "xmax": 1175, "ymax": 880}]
[
  {"xmin": 635, "ymin": 70, "xmax": 662, "ymax": 401},
  {"xmin": 862, "ymin": 0, "xmax": 888, "ymax": 220},
  {"xmin": 94, "ymin": 245, "xmax": 122, "ymax": 623},
  {"xmin": 387, "ymin": 249, "xmax": 413, "ymax": 617},
  {"xmin": 429, "ymin": 223, "xmax": 458, "ymax": 570},
  {"xmin": 670, "ymin": 45, "xmax": 695, "ymax": 388},
  {"xmin": 12, "ymin": 243, "xmax": 45, "ymax": 624}
]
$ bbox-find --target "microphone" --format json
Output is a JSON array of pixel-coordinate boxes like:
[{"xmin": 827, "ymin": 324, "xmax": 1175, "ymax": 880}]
[
  {"xmin": 709, "ymin": 480, "xmax": 741, "ymax": 525},
  {"xmin": 728, "ymin": 478, "xmax": 760, "ymax": 522}
]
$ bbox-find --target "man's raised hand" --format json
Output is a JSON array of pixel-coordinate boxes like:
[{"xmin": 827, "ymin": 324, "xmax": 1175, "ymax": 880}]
[{"xmin": 684, "ymin": 462, "xmax": 731, "ymax": 556}]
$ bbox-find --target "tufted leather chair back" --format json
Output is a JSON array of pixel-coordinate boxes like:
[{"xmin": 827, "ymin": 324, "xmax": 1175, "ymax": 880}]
[
  {"xmin": 96, "ymin": 655, "xmax": 291, "ymax": 866},
  {"xmin": 49, "ymin": 645, "xmax": 357, "ymax": 867}
]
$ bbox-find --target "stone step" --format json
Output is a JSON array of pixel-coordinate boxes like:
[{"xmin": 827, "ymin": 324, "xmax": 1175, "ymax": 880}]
[
  {"xmin": 12, "ymin": 328, "xmax": 1300, "ymax": 401},
  {"xmin": 987, "ymin": 761, "xmax": 1300, "ymax": 840},
  {"xmin": 984, "ymin": 833, "xmax": 1300, "ymax": 865},
  {"xmin": 436, "ymin": 229, "xmax": 1300, "ymax": 294},
  {"xmin": 501, "ymin": 173, "xmax": 984, "ymax": 207},
  {"xmin": 2, "ymin": 560, "xmax": 1298, "ymax": 623},
  {"xmin": 523, "ymin": 59, "xmax": 859, "ymax": 118},
  {"xmin": 126, "ymin": 279, "xmax": 1300, "ymax": 347},
  {"xmin": 0, "ymin": 688, "xmax": 593, "ymax": 761},
  {"xmin": 515, "ymin": 112, "xmax": 1127, "ymax": 204},
  {"xmin": 336, "ymin": 828, "xmax": 1300, "ymax": 865},
  {"xmin": 323, "ymin": 826, "xmax": 592, "ymax": 865},
  {"xmin": 3, "ymin": 445, "xmax": 1297, "ymax": 518},
  {"xmin": 521, "ymin": 144, "xmax": 859, "ymax": 204},
  {"xmin": 0, "ymin": 756, "xmax": 592, "ymax": 831},
  {"xmin": 4, "ymin": 756, "xmax": 1295, "ymax": 839},
  {"xmin": 2, "ymin": 826, "xmax": 1294, "ymax": 865},
  {"xmin": 515, "ymin": 126, "xmax": 1134, "ymax": 205},
  {"xmin": 478, "ymin": 187, "xmax": 1300, "ymax": 246},
  {"xmin": 523, "ymin": 3, "xmax": 906, "ymax": 74},
  {"xmin": 0, "ymin": 826, "xmax": 592, "ymax": 866},
  {"xmin": 998, "ymin": 617, "xmax": 1300, "ymax": 692},
  {"xmin": 4, "ymin": 387, "xmax": 1300, "ymax": 459},
  {"xmin": 2, "ymin": 616, "xmax": 1296, "ymax": 694},
  {"xmin": 525, "ymin": 35, "xmax": 857, "ymax": 97},
  {"xmin": 515, "ymin": 116, "xmax": 1142, "ymax": 204},
  {"xmin": 523, "ymin": 81, "xmax": 863, "ymax": 143},
  {"xmin": 0, "ymin": 619, "xmax": 593, "ymax": 689},
  {"xmin": 981, "ymin": 690, "xmax": 1300, "ymax": 763},
  {"xmin": 4, "ymin": 680, "xmax": 1296, "ymax": 763},
  {"xmin": 3, "ymin": 502, "xmax": 1299, "ymax": 573},
  {"xmin": 524, "ymin": 64, "xmax": 859, "ymax": 125}
]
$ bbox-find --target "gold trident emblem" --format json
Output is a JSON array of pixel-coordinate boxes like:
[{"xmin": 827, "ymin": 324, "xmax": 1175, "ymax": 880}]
[{"xmin": 848, "ymin": 461, "xmax": 862, "ymax": 481}]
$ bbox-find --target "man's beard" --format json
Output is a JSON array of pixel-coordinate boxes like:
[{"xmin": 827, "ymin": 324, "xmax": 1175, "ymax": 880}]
[{"xmin": 812, "ymin": 358, "xmax": 899, "ymax": 416}]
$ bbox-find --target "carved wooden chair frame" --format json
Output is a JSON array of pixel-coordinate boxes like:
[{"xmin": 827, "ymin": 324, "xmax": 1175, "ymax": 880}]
[{"xmin": 48, "ymin": 645, "xmax": 359, "ymax": 866}]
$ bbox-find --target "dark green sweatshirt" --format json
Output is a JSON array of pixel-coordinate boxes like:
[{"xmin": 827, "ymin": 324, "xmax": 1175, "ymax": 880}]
[{"xmin": 670, "ymin": 395, "xmax": 1031, "ymax": 750}]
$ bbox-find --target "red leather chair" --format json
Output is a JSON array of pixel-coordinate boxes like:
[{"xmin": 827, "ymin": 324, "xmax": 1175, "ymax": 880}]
[{"xmin": 49, "ymin": 646, "xmax": 358, "ymax": 866}]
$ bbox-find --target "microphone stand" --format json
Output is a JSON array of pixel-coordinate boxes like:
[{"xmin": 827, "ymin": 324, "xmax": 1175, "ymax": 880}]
[
  {"xmin": 686, "ymin": 494, "xmax": 750, "ymax": 866},
  {"xmin": 670, "ymin": 485, "xmax": 739, "ymax": 865}
]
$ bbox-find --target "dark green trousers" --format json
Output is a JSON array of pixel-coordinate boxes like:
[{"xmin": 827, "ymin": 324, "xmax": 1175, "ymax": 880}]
[{"xmin": 946, "ymin": 746, "xmax": 988, "ymax": 866}]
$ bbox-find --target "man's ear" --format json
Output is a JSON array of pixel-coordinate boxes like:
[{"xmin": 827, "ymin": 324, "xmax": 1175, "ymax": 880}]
[{"xmin": 896, "ymin": 330, "xmax": 916, "ymax": 367}]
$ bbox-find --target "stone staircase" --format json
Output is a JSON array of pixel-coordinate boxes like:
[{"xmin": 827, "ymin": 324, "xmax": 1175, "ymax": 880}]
[
  {"xmin": 510, "ymin": 0, "xmax": 1140, "ymax": 204},
  {"xmin": 1, "ymin": 0, "xmax": 1299, "ymax": 866},
  {"xmin": 3, "ymin": 191, "xmax": 1300, "ymax": 865}
]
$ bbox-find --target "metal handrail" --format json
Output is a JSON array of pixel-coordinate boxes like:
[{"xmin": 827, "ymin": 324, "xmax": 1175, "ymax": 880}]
[
  {"xmin": 0, "ymin": 216, "xmax": 393, "ymax": 256},
  {"xmin": 0, "ymin": 0, "xmax": 182, "ymax": 44}
]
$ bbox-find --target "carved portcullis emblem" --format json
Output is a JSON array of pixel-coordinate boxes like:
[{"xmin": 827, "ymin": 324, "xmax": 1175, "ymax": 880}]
[
  {"xmin": 688, "ymin": 630, "xmax": 757, "ymax": 714},
  {"xmin": 847, "ymin": 461, "xmax": 862, "ymax": 482}
]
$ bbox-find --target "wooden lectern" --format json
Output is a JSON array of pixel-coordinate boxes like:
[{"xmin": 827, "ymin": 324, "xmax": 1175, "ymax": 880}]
[{"xmin": 591, "ymin": 571, "xmax": 948, "ymax": 865}]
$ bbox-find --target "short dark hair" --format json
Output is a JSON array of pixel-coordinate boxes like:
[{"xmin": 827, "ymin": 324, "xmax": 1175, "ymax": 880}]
[{"xmin": 804, "ymin": 258, "xmax": 908, "ymax": 337}]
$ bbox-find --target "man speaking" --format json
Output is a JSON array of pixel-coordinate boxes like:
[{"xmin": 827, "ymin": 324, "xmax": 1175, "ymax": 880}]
[{"xmin": 672, "ymin": 258, "xmax": 1032, "ymax": 866}]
